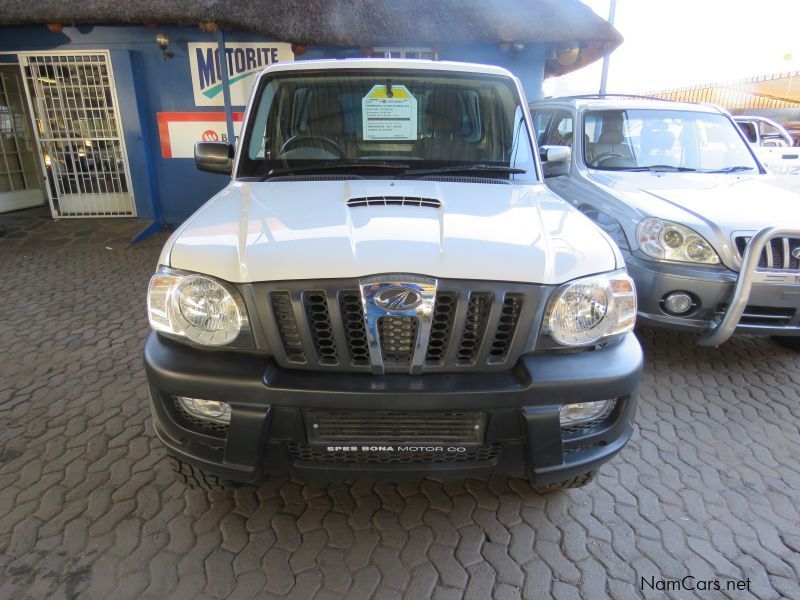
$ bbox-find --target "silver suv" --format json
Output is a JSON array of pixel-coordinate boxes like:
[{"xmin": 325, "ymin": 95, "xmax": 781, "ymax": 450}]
[{"xmin": 530, "ymin": 96, "xmax": 800, "ymax": 349}]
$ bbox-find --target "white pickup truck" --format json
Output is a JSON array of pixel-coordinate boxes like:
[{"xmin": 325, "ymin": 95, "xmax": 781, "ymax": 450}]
[{"xmin": 144, "ymin": 59, "xmax": 643, "ymax": 492}]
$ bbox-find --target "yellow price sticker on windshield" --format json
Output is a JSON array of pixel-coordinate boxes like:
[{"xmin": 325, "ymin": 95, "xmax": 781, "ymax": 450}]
[{"xmin": 362, "ymin": 84, "xmax": 418, "ymax": 141}]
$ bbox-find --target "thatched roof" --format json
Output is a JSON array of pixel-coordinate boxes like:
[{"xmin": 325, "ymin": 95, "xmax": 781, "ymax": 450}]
[{"xmin": 1, "ymin": 0, "xmax": 621, "ymax": 74}]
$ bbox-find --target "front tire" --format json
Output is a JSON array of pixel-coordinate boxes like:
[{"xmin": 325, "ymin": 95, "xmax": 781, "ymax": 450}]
[
  {"xmin": 772, "ymin": 336, "xmax": 800, "ymax": 351},
  {"xmin": 532, "ymin": 470, "xmax": 597, "ymax": 493}
]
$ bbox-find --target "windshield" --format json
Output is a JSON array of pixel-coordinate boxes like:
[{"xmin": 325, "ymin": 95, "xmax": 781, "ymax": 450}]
[
  {"xmin": 582, "ymin": 109, "xmax": 760, "ymax": 172},
  {"xmin": 237, "ymin": 69, "xmax": 537, "ymax": 180}
]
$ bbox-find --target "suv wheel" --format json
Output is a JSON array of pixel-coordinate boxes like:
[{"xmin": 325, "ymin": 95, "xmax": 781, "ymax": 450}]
[
  {"xmin": 169, "ymin": 456, "xmax": 235, "ymax": 492},
  {"xmin": 772, "ymin": 336, "xmax": 800, "ymax": 351},
  {"xmin": 533, "ymin": 470, "xmax": 597, "ymax": 493}
]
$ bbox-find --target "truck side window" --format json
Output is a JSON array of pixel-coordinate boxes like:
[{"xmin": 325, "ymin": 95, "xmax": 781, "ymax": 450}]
[
  {"xmin": 546, "ymin": 111, "xmax": 574, "ymax": 147},
  {"xmin": 532, "ymin": 111, "xmax": 554, "ymax": 146},
  {"xmin": 737, "ymin": 121, "xmax": 758, "ymax": 144}
]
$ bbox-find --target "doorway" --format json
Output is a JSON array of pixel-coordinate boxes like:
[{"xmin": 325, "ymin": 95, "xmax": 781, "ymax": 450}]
[
  {"xmin": 19, "ymin": 51, "xmax": 135, "ymax": 217},
  {"xmin": 0, "ymin": 66, "xmax": 45, "ymax": 214}
]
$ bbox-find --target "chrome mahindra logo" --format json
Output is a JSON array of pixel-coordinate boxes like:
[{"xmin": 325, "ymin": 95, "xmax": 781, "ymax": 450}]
[
  {"xmin": 792, "ymin": 247, "xmax": 800, "ymax": 260},
  {"xmin": 374, "ymin": 287, "xmax": 423, "ymax": 311}
]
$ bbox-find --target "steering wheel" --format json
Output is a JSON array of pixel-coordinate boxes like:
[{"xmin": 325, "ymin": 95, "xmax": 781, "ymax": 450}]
[
  {"xmin": 279, "ymin": 134, "xmax": 346, "ymax": 158},
  {"xmin": 588, "ymin": 152, "xmax": 624, "ymax": 167}
]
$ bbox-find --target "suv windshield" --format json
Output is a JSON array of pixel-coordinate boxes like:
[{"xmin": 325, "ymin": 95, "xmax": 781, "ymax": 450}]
[
  {"xmin": 582, "ymin": 109, "xmax": 759, "ymax": 173},
  {"xmin": 237, "ymin": 69, "xmax": 537, "ymax": 180}
]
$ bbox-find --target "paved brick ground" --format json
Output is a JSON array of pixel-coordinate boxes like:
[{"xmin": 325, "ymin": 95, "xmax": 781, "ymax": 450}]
[{"xmin": 1, "ymin": 210, "xmax": 799, "ymax": 599}]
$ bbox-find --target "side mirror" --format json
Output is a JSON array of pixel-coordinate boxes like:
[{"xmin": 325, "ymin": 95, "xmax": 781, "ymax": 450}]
[
  {"xmin": 195, "ymin": 142, "xmax": 234, "ymax": 175},
  {"xmin": 540, "ymin": 145, "xmax": 571, "ymax": 178}
]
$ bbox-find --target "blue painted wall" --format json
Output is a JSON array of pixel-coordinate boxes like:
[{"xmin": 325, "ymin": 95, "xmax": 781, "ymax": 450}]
[{"xmin": 0, "ymin": 25, "xmax": 548, "ymax": 225}]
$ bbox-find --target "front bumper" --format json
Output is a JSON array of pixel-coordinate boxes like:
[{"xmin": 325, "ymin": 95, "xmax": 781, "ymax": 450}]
[
  {"xmin": 144, "ymin": 331, "xmax": 642, "ymax": 485},
  {"xmin": 626, "ymin": 252, "xmax": 800, "ymax": 339}
]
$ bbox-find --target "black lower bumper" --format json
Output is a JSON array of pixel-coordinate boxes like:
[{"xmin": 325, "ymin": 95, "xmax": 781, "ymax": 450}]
[{"xmin": 144, "ymin": 331, "xmax": 643, "ymax": 485}]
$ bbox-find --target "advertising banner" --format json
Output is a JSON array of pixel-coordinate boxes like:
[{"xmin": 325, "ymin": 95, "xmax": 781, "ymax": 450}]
[
  {"xmin": 188, "ymin": 42, "xmax": 293, "ymax": 106},
  {"xmin": 157, "ymin": 112, "xmax": 244, "ymax": 158}
]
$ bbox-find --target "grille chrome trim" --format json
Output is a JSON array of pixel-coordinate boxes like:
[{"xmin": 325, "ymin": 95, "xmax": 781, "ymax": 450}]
[
  {"xmin": 254, "ymin": 277, "xmax": 548, "ymax": 373},
  {"xmin": 360, "ymin": 275, "xmax": 437, "ymax": 374}
]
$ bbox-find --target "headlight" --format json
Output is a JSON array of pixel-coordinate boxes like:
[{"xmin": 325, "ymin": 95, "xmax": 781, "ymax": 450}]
[
  {"xmin": 147, "ymin": 266, "xmax": 252, "ymax": 347},
  {"xmin": 636, "ymin": 218, "xmax": 720, "ymax": 264},
  {"xmin": 545, "ymin": 270, "xmax": 636, "ymax": 346}
]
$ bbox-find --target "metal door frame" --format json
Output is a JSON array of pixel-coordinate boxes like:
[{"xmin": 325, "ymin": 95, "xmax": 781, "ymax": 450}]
[
  {"xmin": 0, "ymin": 68, "xmax": 45, "ymax": 206},
  {"xmin": 17, "ymin": 50, "xmax": 136, "ymax": 218}
]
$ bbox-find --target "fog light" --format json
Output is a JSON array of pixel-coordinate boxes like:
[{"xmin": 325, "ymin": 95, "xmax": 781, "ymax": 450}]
[
  {"xmin": 663, "ymin": 292, "xmax": 693, "ymax": 315},
  {"xmin": 559, "ymin": 400, "xmax": 615, "ymax": 427},
  {"xmin": 176, "ymin": 397, "xmax": 231, "ymax": 424}
]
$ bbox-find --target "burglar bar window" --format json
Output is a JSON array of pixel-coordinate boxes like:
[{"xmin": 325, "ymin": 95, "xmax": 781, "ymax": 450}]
[{"xmin": 374, "ymin": 47, "xmax": 437, "ymax": 60}]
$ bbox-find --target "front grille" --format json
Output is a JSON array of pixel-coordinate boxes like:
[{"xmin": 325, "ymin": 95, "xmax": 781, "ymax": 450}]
[
  {"xmin": 259, "ymin": 279, "xmax": 544, "ymax": 373},
  {"xmin": 305, "ymin": 409, "xmax": 486, "ymax": 444},
  {"xmin": 339, "ymin": 291, "xmax": 370, "ymax": 366},
  {"xmin": 269, "ymin": 292, "xmax": 306, "ymax": 363},
  {"xmin": 287, "ymin": 442, "xmax": 504, "ymax": 464},
  {"xmin": 425, "ymin": 292, "xmax": 457, "ymax": 365},
  {"xmin": 304, "ymin": 291, "xmax": 338, "ymax": 365},
  {"xmin": 379, "ymin": 316, "xmax": 418, "ymax": 364},
  {"xmin": 735, "ymin": 236, "xmax": 800, "ymax": 270},
  {"xmin": 457, "ymin": 293, "xmax": 492, "ymax": 364},
  {"xmin": 716, "ymin": 304, "xmax": 796, "ymax": 326}
]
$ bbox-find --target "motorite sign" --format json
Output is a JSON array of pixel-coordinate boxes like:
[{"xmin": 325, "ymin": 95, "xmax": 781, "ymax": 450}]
[
  {"xmin": 157, "ymin": 112, "xmax": 244, "ymax": 158},
  {"xmin": 188, "ymin": 42, "xmax": 293, "ymax": 106}
]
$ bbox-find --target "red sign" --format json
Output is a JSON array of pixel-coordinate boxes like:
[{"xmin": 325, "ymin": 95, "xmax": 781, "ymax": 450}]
[{"xmin": 157, "ymin": 112, "xmax": 244, "ymax": 158}]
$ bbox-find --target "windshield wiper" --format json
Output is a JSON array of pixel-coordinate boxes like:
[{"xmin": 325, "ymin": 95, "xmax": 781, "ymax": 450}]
[
  {"xmin": 698, "ymin": 166, "xmax": 755, "ymax": 174},
  {"xmin": 621, "ymin": 165, "xmax": 698, "ymax": 172},
  {"xmin": 401, "ymin": 164, "xmax": 527, "ymax": 177},
  {"xmin": 262, "ymin": 161, "xmax": 409, "ymax": 180}
]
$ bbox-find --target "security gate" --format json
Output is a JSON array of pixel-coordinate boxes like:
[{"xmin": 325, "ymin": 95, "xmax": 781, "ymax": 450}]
[{"xmin": 19, "ymin": 52, "xmax": 135, "ymax": 217}]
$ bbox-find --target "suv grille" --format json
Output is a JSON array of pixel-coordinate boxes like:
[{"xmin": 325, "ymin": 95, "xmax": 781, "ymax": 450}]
[
  {"xmin": 257, "ymin": 279, "xmax": 543, "ymax": 373},
  {"xmin": 305, "ymin": 409, "xmax": 486, "ymax": 444},
  {"xmin": 735, "ymin": 236, "xmax": 800, "ymax": 270}
]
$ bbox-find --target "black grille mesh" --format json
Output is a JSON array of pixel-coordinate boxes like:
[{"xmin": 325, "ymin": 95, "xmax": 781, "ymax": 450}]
[
  {"xmin": 270, "ymin": 292, "xmax": 306, "ymax": 363},
  {"xmin": 425, "ymin": 292, "xmax": 457, "ymax": 365},
  {"xmin": 287, "ymin": 443, "xmax": 504, "ymax": 464},
  {"xmin": 379, "ymin": 316, "xmax": 419, "ymax": 364},
  {"xmin": 489, "ymin": 294, "xmax": 523, "ymax": 360},
  {"xmin": 305, "ymin": 409, "xmax": 485, "ymax": 443},
  {"xmin": 340, "ymin": 291, "xmax": 370, "ymax": 366},
  {"xmin": 736, "ymin": 236, "xmax": 800, "ymax": 270},
  {"xmin": 457, "ymin": 293, "xmax": 492, "ymax": 364},
  {"xmin": 304, "ymin": 291, "xmax": 338, "ymax": 365}
]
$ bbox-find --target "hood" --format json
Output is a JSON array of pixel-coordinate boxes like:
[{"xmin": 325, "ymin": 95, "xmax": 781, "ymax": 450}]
[
  {"xmin": 589, "ymin": 171, "xmax": 800, "ymax": 232},
  {"xmin": 165, "ymin": 179, "xmax": 618, "ymax": 285}
]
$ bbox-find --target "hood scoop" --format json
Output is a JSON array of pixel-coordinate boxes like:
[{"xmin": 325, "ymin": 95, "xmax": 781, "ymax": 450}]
[{"xmin": 347, "ymin": 195, "xmax": 442, "ymax": 208}]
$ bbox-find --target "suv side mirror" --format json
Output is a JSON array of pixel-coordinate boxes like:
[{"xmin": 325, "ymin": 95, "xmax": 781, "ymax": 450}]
[
  {"xmin": 195, "ymin": 142, "xmax": 234, "ymax": 174},
  {"xmin": 540, "ymin": 145, "xmax": 571, "ymax": 178}
]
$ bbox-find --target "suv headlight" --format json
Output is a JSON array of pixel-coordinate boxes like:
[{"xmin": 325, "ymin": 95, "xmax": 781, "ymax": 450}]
[
  {"xmin": 636, "ymin": 218, "xmax": 720, "ymax": 264},
  {"xmin": 147, "ymin": 266, "xmax": 253, "ymax": 347},
  {"xmin": 544, "ymin": 270, "xmax": 636, "ymax": 346}
]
